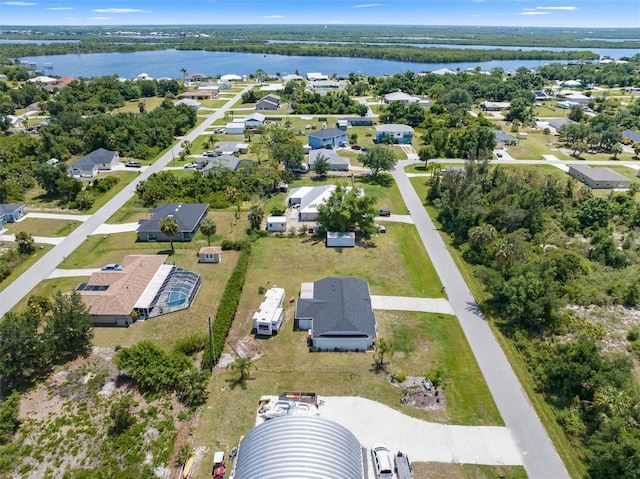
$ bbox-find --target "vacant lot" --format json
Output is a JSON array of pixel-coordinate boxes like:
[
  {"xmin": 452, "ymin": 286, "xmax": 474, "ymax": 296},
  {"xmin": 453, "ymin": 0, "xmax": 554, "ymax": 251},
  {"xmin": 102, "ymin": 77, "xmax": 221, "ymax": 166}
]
[{"xmin": 2, "ymin": 217, "xmax": 82, "ymax": 237}]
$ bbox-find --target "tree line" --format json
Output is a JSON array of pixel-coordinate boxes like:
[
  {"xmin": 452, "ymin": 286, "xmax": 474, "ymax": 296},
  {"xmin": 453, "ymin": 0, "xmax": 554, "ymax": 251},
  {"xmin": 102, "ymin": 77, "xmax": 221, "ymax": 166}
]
[{"xmin": 427, "ymin": 161, "xmax": 640, "ymax": 477}]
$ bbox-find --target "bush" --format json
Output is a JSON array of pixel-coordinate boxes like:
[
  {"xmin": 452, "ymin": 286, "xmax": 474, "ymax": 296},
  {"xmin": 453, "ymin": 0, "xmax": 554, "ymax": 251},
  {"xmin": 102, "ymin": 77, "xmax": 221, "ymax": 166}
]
[
  {"xmin": 173, "ymin": 333, "xmax": 208, "ymax": 357},
  {"xmin": 627, "ymin": 328, "xmax": 640, "ymax": 342},
  {"xmin": 221, "ymin": 239, "xmax": 247, "ymax": 251},
  {"xmin": 270, "ymin": 204, "xmax": 286, "ymax": 216},
  {"xmin": 392, "ymin": 371, "xmax": 406, "ymax": 383}
]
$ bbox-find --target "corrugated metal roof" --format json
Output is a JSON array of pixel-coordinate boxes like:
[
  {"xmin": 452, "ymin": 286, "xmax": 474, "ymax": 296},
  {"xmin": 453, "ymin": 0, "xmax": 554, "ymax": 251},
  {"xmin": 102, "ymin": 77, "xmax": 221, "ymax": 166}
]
[{"xmin": 232, "ymin": 416, "xmax": 364, "ymax": 479}]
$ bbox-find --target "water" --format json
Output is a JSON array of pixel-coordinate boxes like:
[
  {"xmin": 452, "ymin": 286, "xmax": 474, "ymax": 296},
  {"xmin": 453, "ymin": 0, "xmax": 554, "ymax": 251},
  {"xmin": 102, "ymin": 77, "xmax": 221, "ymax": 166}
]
[{"xmin": 17, "ymin": 48, "xmax": 621, "ymax": 80}]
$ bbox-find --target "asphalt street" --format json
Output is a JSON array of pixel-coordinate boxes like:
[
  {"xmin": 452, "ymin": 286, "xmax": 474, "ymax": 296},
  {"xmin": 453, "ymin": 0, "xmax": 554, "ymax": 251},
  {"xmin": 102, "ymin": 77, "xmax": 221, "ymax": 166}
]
[
  {"xmin": 391, "ymin": 159, "xmax": 569, "ymax": 479},
  {"xmin": 0, "ymin": 86, "xmax": 254, "ymax": 318}
]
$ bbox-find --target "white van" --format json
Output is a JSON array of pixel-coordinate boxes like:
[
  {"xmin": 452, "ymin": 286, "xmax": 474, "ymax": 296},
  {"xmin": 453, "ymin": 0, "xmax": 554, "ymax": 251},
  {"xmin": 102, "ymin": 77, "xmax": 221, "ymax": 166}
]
[{"xmin": 371, "ymin": 443, "xmax": 393, "ymax": 479}]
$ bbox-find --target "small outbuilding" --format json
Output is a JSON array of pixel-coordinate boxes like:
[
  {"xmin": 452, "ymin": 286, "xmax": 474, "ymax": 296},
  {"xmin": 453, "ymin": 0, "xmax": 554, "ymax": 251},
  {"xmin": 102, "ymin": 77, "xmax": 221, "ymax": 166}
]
[
  {"xmin": 326, "ymin": 231, "xmax": 356, "ymax": 248},
  {"xmin": 266, "ymin": 216, "xmax": 287, "ymax": 232},
  {"xmin": 199, "ymin": 246, "xmax": 222, "ymax": 263}
]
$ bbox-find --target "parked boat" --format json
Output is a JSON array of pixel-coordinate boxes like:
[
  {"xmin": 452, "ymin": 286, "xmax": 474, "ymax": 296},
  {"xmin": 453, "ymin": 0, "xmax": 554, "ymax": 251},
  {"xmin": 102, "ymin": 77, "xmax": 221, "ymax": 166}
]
[{"xmin": 183, "ymin": 455, "xmax": 195, "ymax": 479}]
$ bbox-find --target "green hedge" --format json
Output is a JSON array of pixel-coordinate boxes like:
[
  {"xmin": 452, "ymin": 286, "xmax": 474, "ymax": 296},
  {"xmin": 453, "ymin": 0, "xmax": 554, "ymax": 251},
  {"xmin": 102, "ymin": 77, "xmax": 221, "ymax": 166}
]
[{"xmin": 202, "ymin": 243, "xmax": 251, "ymax": 370}]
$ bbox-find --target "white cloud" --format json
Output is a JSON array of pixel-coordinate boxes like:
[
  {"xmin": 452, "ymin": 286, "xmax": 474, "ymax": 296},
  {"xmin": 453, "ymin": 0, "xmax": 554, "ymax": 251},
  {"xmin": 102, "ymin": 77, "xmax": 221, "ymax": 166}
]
[
  {"xmin": 263, "ymin": 15, "xmax": 284, "ymax": 18},
  {"xmin": 1, "ymin": 1, "xmax": 37, "ymax": 5},
  {"xmin": 536, "ymin": 6, "xmax": 578, "ymax": 10},
  {"xmin": 47, "ymin": 6, "xmax": 73, "ymax": 10},
  {"xmin": 354, "ymin": 3, "xmax": 382, "ymax": 8},
  {"xmin": 91, "ymin": 8, "xmax": 147, "ymax": 14},
  {"xmin": 89, "ymin": 16, "xmax": 111, "ymax": 20},
  {"xmin": 520, "ymin": 11, "xmax": 549, "ymax": 15}
]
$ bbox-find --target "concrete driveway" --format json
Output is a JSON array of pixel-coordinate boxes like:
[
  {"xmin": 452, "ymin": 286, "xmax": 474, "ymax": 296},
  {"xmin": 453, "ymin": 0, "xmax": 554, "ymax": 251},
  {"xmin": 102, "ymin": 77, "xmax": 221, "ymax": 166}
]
[
  {"xmin": 375, "ymin": 214, "xmax": 414, "ymax": 224},
  {"xmin": 0, "ymin": 234, "xmax": 65, "ymax": 246},
  {"xmin": 47, "ymin": 268, "xmax": 100, "ymax": 279},
  {"xmin": 92, "ymin": 223, "xmax": 139, "ymax": 235},
  {"xmin": 320, "ymin": 396, "xmax": 523, "ymax": 466},
  {"xmin": 370, "ymin": 295, "xmax": 453, "ymax": 314}
]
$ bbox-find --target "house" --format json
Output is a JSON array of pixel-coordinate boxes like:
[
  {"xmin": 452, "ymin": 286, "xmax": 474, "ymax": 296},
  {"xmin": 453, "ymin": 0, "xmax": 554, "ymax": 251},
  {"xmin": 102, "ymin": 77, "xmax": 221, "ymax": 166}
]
[
  {"xmin": 256, "ymin": 98, "xmax": 279, "ymax": 111},
  {"xmin": 0, "ymin": 203, "xmax": 25, "ymax": 229},
  {"xmin": 266, "ymin": 216, "xmax": 287, "ymax": 232},
  {"xmin": 308, "ymin": 128, "xmax": 347, "ymax": 150},
  {"xmin": 384, "ymin": 91, "xmax": 419, "ymax": 104},
  {"xmin": 622, "ymin": 129, "xmax": 640, "ymax": 144},
  {"xmin": 260, "ymin": 83, "xmax": 285, "ymax": 92},
  {"xmin": 548, "ymin": 118, "xmax": 577, "ymax": 134},
  {"xmin": 244, "ymin": 113, "xmax": 266, "ymax": 128},
  {"xmin": 282, "ymin": 74, "xmax": 304, "ymax": 82},
  {"xmin": 533, "ymin": 90, "xmax": 551, "ymax": 100},
  {"xmin": 68, "ymin": 148, "xmax": 120, "ymax": 178},
  {"xmin": 430, "ymin": 68, "xmax": 457, "ymax": 76},
  {"xmin": 336, "ymin": 119, "xmax": 348, "ymax": 130},
  {"xmin": 295, "ymin": 277, "xmax": 376, "ymax": 351},
  {"xmin": 288, "ymin": 185, "xmax": 362, "ymax": 222},
  {"xmin": 480, "ymin": 101, "xmax": 511, "ymax": 111},
  {"xmin": 308, "ymin": 149, "xmax": 350, "ymax": 171},
  {"xmin": 568, "ymin": 165, "xmax": 630, "ymax": 189},
  {"xmin": 252, "ymin": 287, "xmax": 285, "ymax": 336},
  {"xmin": 213, "ymin": 141, "xmax": 249, "ymax": 156},
  {"xmin": 326, "ymin": 231, "xmax": 355, "ymax": 248},
  {"xmin": 309, "ymin": 80, "xmax": 340, "ymax": 91},
  {"xmin": 375, "ymin": 124, "xmax": 414, "ymax": 144},
  {"xmin": 306, "ymin": 72, "xmax": 328, "ymax": 81},
  {"xmin": 200, "ymin": 155, "xmax": 253, "ymax": 175},
  {"xmin": 178, "ymin": 90, "xmax": 214, "ymax": 100},
  {"xmin": 562, "ymin": 93, "xmax": 590, "ymax": 105},
  {"xmin": 75, "ymin": 254, "xmax": 201, "ymax": 326},
  {"xmin": 220, "ymin": 74, "xmax": 242, "ymax": 82},
  {"xmin": 137, "ymin": 203, "xmax": 208, "ymax": 242},
  {"xmin": 494, "ymin": 130, "xmax": 518, "ymax": 146},
  {"xmin": 226, "ymin": 121, "xmax": 246, "ymax": 135},
  {"xmin": 199, "ymin": 246, "xmax": 222, "ymax": 263},
  {"xmin": 183, "ymin": 72, "xmax": 207, "ymax": 82},
  {"xmin": 175, "ymin": 98, "xmax": 201, "ymax": 109},
  {"xmin": 337, "ymin": 116, "xmax": 374, "ymax": 127}
]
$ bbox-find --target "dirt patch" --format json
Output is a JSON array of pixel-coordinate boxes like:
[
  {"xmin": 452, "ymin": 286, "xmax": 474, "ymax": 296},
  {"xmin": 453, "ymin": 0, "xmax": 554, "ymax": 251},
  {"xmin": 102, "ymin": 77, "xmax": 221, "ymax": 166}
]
[
  {"xmin": 229, "ymin": 335, "xmax": 264, "ymax": 361},
  {"xmin": 391, "ymin": 376, "xmax": 446, "ymax": 411}
]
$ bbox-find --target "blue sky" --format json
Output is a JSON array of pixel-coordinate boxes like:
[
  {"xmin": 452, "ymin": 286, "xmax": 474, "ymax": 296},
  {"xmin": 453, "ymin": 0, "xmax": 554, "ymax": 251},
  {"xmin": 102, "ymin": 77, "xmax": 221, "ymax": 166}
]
[{"xmin": 1, "ymin": 0, "xmax": 638, "ymax": 28}]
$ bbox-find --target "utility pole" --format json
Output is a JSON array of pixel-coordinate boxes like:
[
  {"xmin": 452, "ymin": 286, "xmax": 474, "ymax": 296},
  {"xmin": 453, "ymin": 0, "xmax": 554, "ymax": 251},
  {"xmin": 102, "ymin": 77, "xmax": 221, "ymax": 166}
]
[{"xmin": 207, "ymin": 314, "xmax": 215, "ymax": 371}]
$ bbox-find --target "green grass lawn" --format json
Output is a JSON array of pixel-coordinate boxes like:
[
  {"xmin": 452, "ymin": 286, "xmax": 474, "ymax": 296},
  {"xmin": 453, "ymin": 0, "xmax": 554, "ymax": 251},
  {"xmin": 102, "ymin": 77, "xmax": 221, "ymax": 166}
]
[
  {"xmin": 412, "ymin": 462, "xmax": 527, "ymax": 479},
  {"xmin": 2, "ymin": 218, "xmax": 81, "ymax": 237},
  {"xmin": 113, "ymin": 97, "xmax": 165, "ymax": 114}
]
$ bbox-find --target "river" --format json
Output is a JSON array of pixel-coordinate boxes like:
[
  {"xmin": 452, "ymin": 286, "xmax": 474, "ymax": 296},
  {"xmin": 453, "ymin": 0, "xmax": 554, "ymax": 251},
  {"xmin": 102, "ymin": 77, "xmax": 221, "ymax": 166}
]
[{"xmin": 19, "ymin": 47, "xmax": 634, "ymax": 80}]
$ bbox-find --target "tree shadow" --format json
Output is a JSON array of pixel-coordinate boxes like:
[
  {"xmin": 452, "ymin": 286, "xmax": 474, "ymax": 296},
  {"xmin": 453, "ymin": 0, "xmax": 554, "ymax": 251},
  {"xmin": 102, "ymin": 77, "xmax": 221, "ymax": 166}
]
[
  {"xmin": 225, "ymin": 375, "xmax": 254, "ymax": 391},
  {"xmin": 369, "ymin": 360, "xmax": 388, "ymax": 374}
]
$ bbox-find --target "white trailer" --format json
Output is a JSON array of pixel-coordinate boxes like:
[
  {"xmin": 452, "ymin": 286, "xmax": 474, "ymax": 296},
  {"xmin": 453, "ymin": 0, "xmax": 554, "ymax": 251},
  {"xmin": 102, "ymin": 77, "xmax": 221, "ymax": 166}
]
[{"xmin": 252, "ymin": 287, "xmax": 285, "ymax": 336}]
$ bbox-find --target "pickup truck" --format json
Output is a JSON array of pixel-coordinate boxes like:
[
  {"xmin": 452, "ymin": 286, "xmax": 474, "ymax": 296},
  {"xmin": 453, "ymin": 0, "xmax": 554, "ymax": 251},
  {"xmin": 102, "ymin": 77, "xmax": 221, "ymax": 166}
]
[{"xmin": 125, "ymin": 161, "xmax": 142, "ymax": 168}]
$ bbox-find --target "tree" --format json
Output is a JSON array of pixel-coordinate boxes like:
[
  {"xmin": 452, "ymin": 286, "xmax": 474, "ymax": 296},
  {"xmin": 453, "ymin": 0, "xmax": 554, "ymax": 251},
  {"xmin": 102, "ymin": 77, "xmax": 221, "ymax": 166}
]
[
  {"xmin": 577, "ymin": 197, "xmax": 611, "ymax": 229},
  {"xmin": 44, "ymin": 290, "xmax": 93, "ymax": 361},
  {"xmin": 199, "ymin": 217, "xmax": 217, "ymax": 246},
  {"xmin": 361, "ymin": 146, "xmax": 398, "ymax": 177},
  {"xmin": 228, "ymin": 357, "xmax": 252, "ymax": 382},
  {"xmin": 611, "ymin": 142, "xmax": 624, "ymax": 160},
  {"xmin": 418, "ymin": 145, "xmax": 437, "ymax": 170},
  {"xmin": 247, "ymin": 204, "xmax": 264, "ymax": 233},
  {"xmin": 568, "ymin": 104, "xmax": 585, "ymax": 122},
  {"xmin": 312, "ymin": 154, "xmax": 330, "ymax": 178},
  {"xmin": 272, "ymin": 142, "xmax": 304, "ymax": 170},
  {"xmin": 315, "ymin": 185, "xmax": 377, "ymax": 235},
  {"xmin": 0, "ymin": 311, "xmax": 46, "ymax": 384},
  {"xmin": 15, "ymin": 231, "xmax": 35, "ymax": 255},
  {"xmin": 0, "ymin": 392, "xmax": 21, "ymax": 445},
  {"xmin": 374, "ymin": 337, "xmax": 392, "ymax": 368},
  {"xmin": 159, "ymin": 215, "xmax": 179, "ymax": 252}
]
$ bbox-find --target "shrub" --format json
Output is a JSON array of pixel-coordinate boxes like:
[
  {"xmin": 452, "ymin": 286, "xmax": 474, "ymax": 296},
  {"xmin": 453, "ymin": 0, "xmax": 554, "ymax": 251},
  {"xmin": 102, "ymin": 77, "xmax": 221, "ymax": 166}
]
[
  {"xmin": 393, "ymin": 371, "xmax": 406, "ymax": 383},
  {"xmin": 270, "ymin": 204, "xmax": 286, "ymax": 216},
  {"xmin": 627, "ymin": 328, "xmax": 640, "ymax": 342},
  {"xmin": 173, "ymin": 333, "xmax": 208, "ymax": 356}
]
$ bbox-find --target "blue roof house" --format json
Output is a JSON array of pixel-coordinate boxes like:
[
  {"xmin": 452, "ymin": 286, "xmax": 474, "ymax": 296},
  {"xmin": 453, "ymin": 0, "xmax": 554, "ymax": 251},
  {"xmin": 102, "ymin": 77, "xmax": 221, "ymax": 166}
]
[
  {"xmin": 375, "ymin": 124, "xmax": 414, "ymax": 145},
  {"xmin": 0, "ymin": 203, "xmax": 25, "ymax": 229},
  {"xmin": 308, "ymin": 128, "xmax": 347, "ymax": 150}
]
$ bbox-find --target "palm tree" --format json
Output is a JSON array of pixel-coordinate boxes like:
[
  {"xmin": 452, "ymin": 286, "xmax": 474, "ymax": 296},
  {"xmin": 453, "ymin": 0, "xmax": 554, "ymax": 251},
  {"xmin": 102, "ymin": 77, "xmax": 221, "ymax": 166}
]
[
  {"xmin": 375, "ymin": 337, "xmax": 392, "ymax": 368},
  {"xmin": 229, "ymin": 357, "xmax": 253, "ymax": 381},
  {"xmin": 611, "ymin": 142, "xmax": 624, "ymax": 160},
  {"xmin": 180, "ymin": 67, "xmax": 187, "ymax": 78},
  {"xmin": 247, "ymin": 204, "xmax": 264, "ymax": 233},
  {"xmin": 199, "ymin": 217, "xmax": 217, "ymax": 246},
  {"xmin": 159, "ymin": 215, "xmax": 179, "ymax": 253}
]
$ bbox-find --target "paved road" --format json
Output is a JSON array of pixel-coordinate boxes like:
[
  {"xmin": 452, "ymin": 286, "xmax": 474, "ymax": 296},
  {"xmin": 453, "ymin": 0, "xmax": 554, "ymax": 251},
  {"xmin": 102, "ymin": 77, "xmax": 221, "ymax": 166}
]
[
  {"xmin": 391, "ymin": 159, "xmax": 569, "ymax": 479},
  {"xmin": 0, "ymin": 86, "xmax": 253, "ymax": 318}
]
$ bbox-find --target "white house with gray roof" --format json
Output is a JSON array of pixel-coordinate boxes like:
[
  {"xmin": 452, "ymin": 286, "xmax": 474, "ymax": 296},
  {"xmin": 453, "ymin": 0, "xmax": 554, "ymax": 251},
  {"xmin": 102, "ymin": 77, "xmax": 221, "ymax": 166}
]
[
  {"xmin": 295, "ymin": 277, "xmax": 376, "ymax": 351},
  {"xmin": 308, "ymin": 149, "xmax": 350, "ymax": 171},
  {"xmin": 384, "ymin": 90, "xmax": 420, "ymax": 104},
  {"xmin": 68, "ymin": 148, "xmax": 120, "ymax": 178},
  {"xmin": 568, "ymin": 165, "xmax": 630, "ymax": 189},
  {"xmin": 375, "ymin": 124, "xmax": 414, "ymax": 144}
]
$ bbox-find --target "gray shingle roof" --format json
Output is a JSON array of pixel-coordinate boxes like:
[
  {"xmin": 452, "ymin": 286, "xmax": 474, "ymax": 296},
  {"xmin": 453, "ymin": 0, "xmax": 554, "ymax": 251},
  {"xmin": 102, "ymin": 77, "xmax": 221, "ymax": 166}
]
[
  {"xmin": 375, "ymin": 124, "xmax": 414, "ymax": 133},
  {"xmin": 309, "ymin": 128, "xmax": 345, "ymax": 140},
  {"xmin": 138, "ymin": 203, "xmax": 208, "ymax": 234},
  {"xmin": 569, "ymin": 164, "xmax": 629, "ymax": 183},
  {"xmin": 296, "ymin": 277, "xmax": 376, "ymax": 338},
  {"xmin": 622, "ymin": 129, "xmax": 640, "ymax": 144},
  {"xmin": 0, "ymin": 203, "xmax": 24, "ymax": 218}
]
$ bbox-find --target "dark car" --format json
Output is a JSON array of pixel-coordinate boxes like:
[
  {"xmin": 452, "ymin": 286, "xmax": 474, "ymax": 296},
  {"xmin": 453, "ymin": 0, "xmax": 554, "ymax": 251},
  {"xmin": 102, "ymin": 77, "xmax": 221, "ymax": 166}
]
[{"xmin": 379, "ymin": 209, "xmax": 391, "ymax": 217}]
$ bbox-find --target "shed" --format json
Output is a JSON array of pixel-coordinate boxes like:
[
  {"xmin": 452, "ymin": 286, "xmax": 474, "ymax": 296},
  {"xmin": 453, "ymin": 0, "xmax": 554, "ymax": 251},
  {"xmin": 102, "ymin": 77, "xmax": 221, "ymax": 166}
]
[
  {"xmin": 198, "ymin": 246, "xmax": 222, "ymax": 263},
  {"xmin": 266, "ymin": 216, "xmax": 287, "ymax": 232},
  {"xmin": 326, "ymin": 231, "xmax": 356, "ymax": 248}
]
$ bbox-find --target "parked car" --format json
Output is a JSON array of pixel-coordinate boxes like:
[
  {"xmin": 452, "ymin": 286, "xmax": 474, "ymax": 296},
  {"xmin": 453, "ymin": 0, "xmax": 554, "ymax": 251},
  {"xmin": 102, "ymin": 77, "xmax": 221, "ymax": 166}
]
[
  {"xmin": 183, "ymin": 162, "xmax": 197, "ymax": 169},
  {"xmin": 352, "ymin": 145, "xmax": 361, "ymax": 150},
  {"xmin": 378, "ymin": 209, "xmax": 391, "ymax": 217},
  {"xmin": 101, "ymin": 263, "xmax": 123, "ymax": 271},
  {"xmin": 376, "ymin": 224, "xmax": 386, "ymax": 233},
  {"xmin": 371, "ymin": 443, "xmax": 393, "ymax": 479},
  {"xmin": 203, "ymin": 151, "xmax": 215, "ymax": 157},
  {"xmin": 125, "ymin": 161, "xmax": 142, "ymax": 168},
  {"xmin": 496, "ymin": 152, "xmax": 503, "ymax": 158}
]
